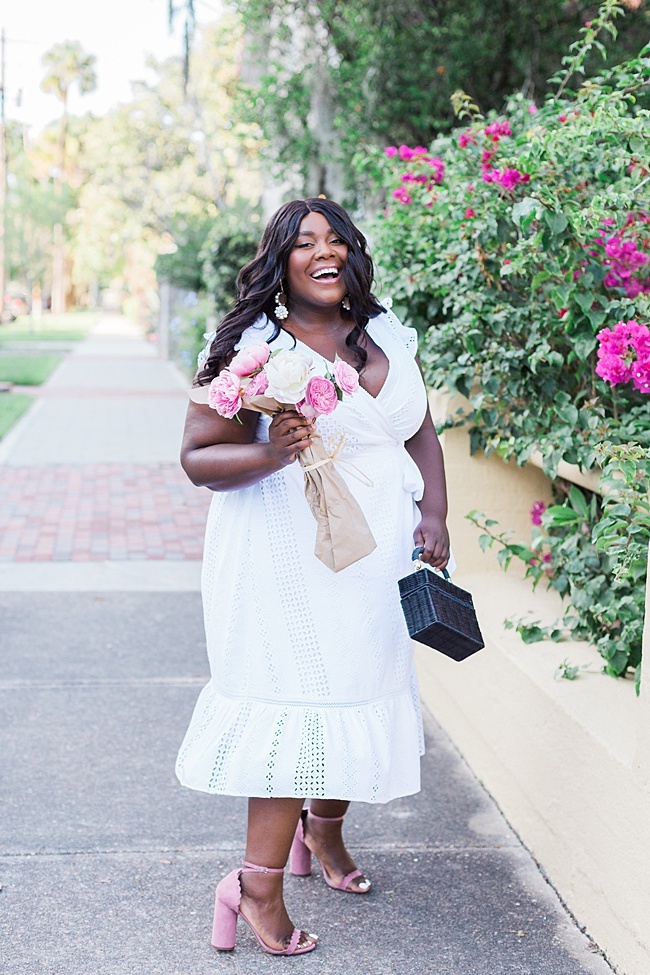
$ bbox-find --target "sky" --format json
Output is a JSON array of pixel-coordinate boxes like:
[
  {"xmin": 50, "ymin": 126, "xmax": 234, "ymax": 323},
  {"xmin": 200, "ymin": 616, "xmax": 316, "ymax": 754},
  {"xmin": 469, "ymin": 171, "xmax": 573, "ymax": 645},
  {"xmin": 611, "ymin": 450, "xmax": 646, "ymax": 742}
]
[{"xmin": 2, "ymin": 0, "xmax": 221, "ymax": 134}]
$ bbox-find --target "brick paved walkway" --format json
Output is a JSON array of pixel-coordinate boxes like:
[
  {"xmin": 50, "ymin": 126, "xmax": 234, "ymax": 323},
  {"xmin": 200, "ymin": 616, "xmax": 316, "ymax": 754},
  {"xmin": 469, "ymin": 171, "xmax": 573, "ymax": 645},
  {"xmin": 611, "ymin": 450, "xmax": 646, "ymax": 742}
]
[{"xmin": 0, "ymin": 464, "xmax": 211, "ymax": 562}]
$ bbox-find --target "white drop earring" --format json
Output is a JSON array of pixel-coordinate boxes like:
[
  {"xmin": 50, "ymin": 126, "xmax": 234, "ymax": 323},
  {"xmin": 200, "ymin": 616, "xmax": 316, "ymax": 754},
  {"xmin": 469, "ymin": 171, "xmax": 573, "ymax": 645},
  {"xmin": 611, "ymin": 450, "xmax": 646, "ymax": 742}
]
[
  {"xmin": 274, "ymin": 289, "xmax": 289, "ymax": 320},
  {"xmin": 342, "ymin": 295, "xmax": 351, "ymax": 311}
]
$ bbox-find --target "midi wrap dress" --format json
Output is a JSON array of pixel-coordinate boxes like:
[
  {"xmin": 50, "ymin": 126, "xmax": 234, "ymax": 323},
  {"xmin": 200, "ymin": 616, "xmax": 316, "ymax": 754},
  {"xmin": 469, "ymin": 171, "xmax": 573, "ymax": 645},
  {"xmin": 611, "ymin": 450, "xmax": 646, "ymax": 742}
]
[{"xmin": 175, "ymin": 307, "xmax": 430, "ymax": 803}]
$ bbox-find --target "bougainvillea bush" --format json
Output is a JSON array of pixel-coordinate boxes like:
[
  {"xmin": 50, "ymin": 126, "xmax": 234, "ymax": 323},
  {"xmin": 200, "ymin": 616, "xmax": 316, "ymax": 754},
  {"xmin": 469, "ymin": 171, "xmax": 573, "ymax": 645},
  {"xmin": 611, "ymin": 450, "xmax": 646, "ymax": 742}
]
[{"xmin": 358, "ymin": 2, "xmax": 650, "ymax": 684}]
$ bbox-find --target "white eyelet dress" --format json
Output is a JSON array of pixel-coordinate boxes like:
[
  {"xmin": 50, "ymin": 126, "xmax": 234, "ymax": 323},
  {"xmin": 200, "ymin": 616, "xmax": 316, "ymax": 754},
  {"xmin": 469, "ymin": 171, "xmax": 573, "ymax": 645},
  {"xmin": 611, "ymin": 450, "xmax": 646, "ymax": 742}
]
[{"xmin": 175, "ymin": 308, "xmax": 430, "ymax": 803}]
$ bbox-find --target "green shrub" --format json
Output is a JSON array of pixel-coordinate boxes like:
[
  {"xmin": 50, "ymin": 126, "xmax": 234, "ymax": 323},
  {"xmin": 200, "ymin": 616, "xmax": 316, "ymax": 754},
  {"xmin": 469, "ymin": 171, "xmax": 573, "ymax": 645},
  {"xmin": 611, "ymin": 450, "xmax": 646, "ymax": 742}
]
[{"xmin": 360, "ymin": 2, "xmax": 650, "ymax": 683}]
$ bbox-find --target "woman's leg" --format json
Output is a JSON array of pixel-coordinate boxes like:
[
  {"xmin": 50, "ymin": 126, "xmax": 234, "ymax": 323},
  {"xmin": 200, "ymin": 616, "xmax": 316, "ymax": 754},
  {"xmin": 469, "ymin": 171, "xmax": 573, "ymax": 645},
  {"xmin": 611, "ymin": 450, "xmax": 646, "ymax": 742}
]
[
  {"xmin": 239, "ymin": 796, "xmax": 317, "ymax": 951},
  {"xmin": 306, "ymin": 799, "xmax": 370, "ymax": 892}
]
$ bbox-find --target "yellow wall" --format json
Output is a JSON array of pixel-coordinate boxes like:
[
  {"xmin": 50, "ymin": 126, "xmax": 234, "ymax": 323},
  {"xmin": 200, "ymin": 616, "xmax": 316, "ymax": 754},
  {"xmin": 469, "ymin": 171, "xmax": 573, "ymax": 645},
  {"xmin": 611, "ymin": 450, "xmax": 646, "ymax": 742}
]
[{"xmin": 417, "ymin": 411, "xmax": 650, "ymax": 975}]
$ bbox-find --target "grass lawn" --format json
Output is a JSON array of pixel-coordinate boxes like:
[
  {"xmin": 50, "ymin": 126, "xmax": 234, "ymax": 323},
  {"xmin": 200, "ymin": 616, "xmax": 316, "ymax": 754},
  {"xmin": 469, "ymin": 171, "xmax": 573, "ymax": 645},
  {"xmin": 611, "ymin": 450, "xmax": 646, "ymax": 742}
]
[
  {"xmin": 0, "ymin": 354, "xmax": 62, "ymax": 385},
  {"xmin": 0, "ymin": 311, "xmax": 97, "ymax": 345},
  {"xmin": 0, "ymin": 394, "xmax": 33, "ymax": 439}
]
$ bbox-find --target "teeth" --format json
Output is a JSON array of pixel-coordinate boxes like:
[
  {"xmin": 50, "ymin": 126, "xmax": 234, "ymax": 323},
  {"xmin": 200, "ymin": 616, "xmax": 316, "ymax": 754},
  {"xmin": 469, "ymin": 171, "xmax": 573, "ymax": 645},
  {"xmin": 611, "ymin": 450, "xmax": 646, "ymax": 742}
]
[{"xmin": 312, "ymin": 268, "xmax": 338, "ymax": 278}]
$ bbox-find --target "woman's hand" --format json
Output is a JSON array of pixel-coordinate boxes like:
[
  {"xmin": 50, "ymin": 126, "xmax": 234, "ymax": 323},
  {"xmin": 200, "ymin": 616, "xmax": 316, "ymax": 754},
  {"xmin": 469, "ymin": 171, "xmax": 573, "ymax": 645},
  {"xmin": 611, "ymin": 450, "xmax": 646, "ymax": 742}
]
[
  {"xmin": 267, "ymin": 410, "xmax": 315, "ymax": 468},
  {"xmin": 413, "ymin": 512, "xmax": 450, "ymax": 569}
]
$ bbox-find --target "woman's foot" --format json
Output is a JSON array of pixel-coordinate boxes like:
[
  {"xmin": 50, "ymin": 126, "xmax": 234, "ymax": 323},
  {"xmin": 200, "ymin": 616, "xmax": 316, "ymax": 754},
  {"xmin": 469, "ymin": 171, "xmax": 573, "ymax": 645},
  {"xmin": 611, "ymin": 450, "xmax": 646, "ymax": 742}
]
[
  {"xmin": 303, "ymin": 810, "xmax": 371, "ymax": 893},
  {"xmin": 239, "ymin": 871, "xmax": 317, "ymax": 952}
]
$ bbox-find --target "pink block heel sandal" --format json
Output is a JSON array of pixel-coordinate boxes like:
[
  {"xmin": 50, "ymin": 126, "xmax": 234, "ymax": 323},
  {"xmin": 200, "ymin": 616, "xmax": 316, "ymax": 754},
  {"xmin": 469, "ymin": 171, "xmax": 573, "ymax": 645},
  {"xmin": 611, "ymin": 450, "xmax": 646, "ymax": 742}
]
[
  {"xmin": 289, "ymin": 809, "xmax": 371, "ymax": 893},
  {"xmin": 211, "ymin": 861, "xmax": 318, "ymax": 955}
]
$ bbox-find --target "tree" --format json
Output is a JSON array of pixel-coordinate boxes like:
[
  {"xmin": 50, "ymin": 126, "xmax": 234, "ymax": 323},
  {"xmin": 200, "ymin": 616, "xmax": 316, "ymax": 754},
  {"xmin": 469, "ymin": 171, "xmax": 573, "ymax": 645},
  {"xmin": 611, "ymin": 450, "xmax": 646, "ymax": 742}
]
[
  {"xmin": 236, "ymin": 0, "xmax": 649, "ymax": 204},
  {"xmin": 40, "ymin": 41, "xmax": 97, "ymax": 313}
]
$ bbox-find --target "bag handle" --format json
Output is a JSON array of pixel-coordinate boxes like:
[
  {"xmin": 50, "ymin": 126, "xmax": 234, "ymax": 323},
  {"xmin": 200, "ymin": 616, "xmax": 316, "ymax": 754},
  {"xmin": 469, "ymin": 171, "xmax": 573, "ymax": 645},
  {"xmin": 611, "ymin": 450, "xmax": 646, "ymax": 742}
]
[{"xmin": 411, "ymin": 546, "xmax": 451, "ymax": 580}]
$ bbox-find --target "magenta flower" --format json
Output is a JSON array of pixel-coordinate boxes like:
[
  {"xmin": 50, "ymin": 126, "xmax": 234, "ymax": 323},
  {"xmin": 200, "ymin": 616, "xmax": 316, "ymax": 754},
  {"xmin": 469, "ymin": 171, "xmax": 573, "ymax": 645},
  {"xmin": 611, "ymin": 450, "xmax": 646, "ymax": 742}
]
[
  {"xmin": 531, "ymin": 501, "xmax": 547, "ymax": 525},
  {"xmin": 458, "ymin": 130, "xmax": 477, "ymax": 149},
  {"xmin": 464, "ymin": 208, "xmax": 476, "ymax": 219},
  {"xmin": 559, "ymin": 114, "xmax": 568, "ymax": 123},
  {"xmin": 484, "ymin": 119, "xmax": 512, "ymax": 140},
  {"xmin": 528, "ymin": 104, "xmax": 538, "ymax": 114},
  {"xmin": 596, "ymin": 320, "xmax": 650, "ymax": 391},
  {"xmin": 482, "ymin": 167, "xmax": 530, "ymax": 191},
  {"xmin": 427, "ymin": 156, "xmax": 445, "ymax": 183},
  {"xmin": 392, "ymin": 186, "xmax": 413, "ymax": 205},
  {"xmin": 384, "ymin": 146, "xmax": 398, "ymax": 157}
]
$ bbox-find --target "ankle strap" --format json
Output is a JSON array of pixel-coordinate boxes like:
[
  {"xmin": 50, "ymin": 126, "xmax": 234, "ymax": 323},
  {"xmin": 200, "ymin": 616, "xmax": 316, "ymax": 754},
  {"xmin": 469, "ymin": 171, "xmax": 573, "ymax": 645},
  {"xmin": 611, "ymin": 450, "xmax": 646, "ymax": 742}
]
[
  {"xmin": 241, "ymin": 860, "xmax": 285, "ymax": 874},
  {"xmin": 307, "ymin": 810, "xmax": 345, "ymax": 823}
]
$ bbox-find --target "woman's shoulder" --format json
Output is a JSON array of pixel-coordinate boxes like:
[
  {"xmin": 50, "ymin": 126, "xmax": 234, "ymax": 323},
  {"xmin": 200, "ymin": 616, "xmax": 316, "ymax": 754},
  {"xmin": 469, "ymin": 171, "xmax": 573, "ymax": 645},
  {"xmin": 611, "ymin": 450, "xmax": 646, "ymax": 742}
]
[{"xmin": 370, "ymin": 299, "xmax": 418, "ymax": 358}]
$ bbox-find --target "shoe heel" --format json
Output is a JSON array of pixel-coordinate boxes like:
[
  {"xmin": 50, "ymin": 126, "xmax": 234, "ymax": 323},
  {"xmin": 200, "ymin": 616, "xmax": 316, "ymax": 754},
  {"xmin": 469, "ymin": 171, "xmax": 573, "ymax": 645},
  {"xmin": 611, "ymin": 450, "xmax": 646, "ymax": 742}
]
[
  {"xmin": 211, "ymin": 890, "xmax": 238, "ymax": 950},
  {"xmin": 289, "ymin": 824, "xmax": 312, "ymax": 877}
]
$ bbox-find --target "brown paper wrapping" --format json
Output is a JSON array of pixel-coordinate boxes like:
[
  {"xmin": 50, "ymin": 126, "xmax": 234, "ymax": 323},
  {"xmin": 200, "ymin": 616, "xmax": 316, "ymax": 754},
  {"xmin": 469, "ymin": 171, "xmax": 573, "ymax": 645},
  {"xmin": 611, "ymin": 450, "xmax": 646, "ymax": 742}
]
[{"xmin": 188, "ymin": 386, "xmax": 377, "ymax": 572}]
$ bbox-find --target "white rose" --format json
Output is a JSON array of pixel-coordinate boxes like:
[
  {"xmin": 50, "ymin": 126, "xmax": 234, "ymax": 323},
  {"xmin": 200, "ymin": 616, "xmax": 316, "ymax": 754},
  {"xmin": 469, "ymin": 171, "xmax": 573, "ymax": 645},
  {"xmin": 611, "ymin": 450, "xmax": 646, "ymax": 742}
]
[{"xmin": 264, "ymin": 349, "xmax": 313, "ymax": 403}]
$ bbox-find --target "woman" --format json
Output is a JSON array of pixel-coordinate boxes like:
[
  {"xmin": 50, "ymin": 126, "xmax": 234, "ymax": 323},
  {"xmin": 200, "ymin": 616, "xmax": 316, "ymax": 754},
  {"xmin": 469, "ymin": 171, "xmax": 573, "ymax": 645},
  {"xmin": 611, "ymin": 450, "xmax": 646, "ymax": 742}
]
[{"xmin": 177, "ymin": 197, "xmax": 450, "ymax": 956}]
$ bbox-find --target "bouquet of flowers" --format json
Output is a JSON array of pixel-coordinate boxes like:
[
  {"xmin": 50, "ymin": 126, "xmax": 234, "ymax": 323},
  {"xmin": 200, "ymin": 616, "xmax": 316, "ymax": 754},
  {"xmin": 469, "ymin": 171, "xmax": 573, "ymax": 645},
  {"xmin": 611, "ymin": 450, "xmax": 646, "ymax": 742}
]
[{"xmin": 189, "ymin": 342, "xmax": 377, "ymax": 572}]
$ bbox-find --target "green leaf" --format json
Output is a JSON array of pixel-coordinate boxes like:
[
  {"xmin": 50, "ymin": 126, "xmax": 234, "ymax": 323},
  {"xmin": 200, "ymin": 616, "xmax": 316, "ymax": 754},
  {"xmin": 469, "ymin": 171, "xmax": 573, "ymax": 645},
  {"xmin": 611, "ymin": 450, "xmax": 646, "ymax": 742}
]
[
  {"xmin": 512, "ymin": 197, "xmax": 545, "ymax": 228},
  {"xmin": 569, "ymin": 485, "xmax": 589, "ymax": 519},
  {"xmin": 545, "ymin": 210, "xmax": 568, "ymax": 236}
]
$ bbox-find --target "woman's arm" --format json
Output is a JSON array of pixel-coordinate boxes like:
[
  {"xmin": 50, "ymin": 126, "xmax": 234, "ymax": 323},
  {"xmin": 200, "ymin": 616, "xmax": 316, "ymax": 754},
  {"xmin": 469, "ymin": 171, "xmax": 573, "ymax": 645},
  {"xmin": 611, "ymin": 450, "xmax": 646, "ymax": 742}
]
[
  {"xmin": 180, "ymin": 400, "xmax": 315, "ymax": 491},
  {"xmin": 405, "ymin": 380, "xmax": 450, "ymax": 569}
]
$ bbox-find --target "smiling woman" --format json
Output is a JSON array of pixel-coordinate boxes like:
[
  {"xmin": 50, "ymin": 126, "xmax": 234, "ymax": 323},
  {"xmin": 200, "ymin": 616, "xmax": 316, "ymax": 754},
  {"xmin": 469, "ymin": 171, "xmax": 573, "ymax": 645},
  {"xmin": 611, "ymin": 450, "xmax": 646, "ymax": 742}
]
[{"xmin": 175, "ymin": 197, "xmax": 450, "ymax": 957}]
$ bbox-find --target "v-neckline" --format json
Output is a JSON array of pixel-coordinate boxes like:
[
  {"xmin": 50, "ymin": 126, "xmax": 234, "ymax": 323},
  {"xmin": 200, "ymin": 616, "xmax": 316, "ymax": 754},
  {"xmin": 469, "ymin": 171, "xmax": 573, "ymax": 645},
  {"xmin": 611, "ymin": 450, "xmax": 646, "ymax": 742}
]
[{"xmin": 280, "ymin": 324, "xmax": 391, "ymax": 401}]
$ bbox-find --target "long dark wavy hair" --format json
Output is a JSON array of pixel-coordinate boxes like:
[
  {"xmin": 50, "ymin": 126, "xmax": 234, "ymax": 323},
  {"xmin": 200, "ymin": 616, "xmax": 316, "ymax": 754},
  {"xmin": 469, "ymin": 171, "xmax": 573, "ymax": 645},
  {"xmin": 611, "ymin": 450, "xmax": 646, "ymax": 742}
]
[{"xmin": 195, "ymin": 198, "xmax": 385, "ymax": 385}]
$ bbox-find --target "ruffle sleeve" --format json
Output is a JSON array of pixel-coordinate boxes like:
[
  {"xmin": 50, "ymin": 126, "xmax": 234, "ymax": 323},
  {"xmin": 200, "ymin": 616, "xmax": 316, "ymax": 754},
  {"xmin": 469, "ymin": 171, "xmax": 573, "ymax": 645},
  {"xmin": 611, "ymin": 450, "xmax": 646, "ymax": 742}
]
[{"xmin": 381, "ymin": 299, "xmax": 419, "ymax": 358}]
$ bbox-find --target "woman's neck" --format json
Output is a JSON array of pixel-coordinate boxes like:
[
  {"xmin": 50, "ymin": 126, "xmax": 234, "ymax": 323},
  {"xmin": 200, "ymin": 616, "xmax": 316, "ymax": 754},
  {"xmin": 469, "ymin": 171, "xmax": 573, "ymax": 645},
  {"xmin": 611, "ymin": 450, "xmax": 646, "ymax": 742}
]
[{"xmin": 283, "ymin": 300, "xmax": 348, "ymax": 336}]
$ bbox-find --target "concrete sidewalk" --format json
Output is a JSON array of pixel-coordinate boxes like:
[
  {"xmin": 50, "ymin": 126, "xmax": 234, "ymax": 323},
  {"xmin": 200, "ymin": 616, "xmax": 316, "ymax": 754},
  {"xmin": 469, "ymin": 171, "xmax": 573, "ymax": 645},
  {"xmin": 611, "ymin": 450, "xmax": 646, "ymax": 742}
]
[{"xmin": 0, "ymin": 317, "xmax": 614, "ymax": 974}]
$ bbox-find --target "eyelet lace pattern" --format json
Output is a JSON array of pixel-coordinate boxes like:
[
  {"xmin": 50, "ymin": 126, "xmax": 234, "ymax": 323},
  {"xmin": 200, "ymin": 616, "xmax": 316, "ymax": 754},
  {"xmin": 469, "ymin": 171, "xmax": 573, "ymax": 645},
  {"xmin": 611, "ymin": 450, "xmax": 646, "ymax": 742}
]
[{"xmin": 176, "ymin": 307, "xmax": 428, "ymax": 802}]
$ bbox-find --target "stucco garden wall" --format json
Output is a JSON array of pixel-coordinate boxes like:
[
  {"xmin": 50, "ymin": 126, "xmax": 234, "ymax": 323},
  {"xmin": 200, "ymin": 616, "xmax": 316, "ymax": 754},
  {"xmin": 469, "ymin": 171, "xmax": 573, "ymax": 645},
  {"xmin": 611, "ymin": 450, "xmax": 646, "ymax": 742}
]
[{"xmin": 415, "ymin": 409, "xmax": 650, "ymax": 975}]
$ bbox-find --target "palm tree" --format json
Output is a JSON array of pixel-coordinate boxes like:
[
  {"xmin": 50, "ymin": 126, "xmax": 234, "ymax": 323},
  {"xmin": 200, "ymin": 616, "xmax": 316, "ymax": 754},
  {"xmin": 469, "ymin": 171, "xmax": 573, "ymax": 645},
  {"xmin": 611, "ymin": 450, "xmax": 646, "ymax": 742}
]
[
  {"xmin": 168, "ymin": 0, "xmax": 196, "ymax": 90},
  {"xmin": 41, "ymin": 41, "xmax": 97, "ymax": 314}
]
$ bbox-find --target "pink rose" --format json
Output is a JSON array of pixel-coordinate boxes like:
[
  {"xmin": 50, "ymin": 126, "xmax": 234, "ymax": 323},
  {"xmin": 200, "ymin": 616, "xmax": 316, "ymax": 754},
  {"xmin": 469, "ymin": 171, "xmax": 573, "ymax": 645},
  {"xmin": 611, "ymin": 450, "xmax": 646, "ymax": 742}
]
[
  {"xmin": 208, "ymin": 370, "xmax": 243, "ymax": 419},
  {"xmin": 333, "ymin": 359, "xmax": 359, "ymax": 395},
  {"xmin": 296, "ymin": 398, "xmax": 318, "ymax": 420},
  {"xmin": 244, "ymin": 370, "xmax": 269, "ymax": 397},
  {"xmin": 302, "ymin": 376, "xmax": 338, "ymax": 416},
  {"xmin": 229, "ymin": 343, "xmax": 271, "ymax": 377}
]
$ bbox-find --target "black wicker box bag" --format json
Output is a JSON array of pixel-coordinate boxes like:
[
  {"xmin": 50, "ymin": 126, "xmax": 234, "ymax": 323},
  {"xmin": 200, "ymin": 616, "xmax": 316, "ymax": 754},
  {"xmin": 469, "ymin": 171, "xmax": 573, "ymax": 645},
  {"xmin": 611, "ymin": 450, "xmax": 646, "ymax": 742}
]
[{"xmin": 398, "ymin": 548, "xmax": 485, "ymax": 661}]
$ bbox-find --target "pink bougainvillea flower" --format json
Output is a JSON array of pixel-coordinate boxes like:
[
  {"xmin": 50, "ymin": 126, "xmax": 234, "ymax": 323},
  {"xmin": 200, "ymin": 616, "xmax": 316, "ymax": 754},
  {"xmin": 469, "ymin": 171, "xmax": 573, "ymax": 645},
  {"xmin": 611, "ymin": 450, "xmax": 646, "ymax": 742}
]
[
  {"xmin": 333, "ymin": 359, "xmax": 359, "ymax": 395},
  {"xmin": 485, "ymin": 119, "xmax": 512, "ymax": 140},
  {"xmin": 559, "ymin": 114, "xmax": 568, "ymax": 123},
  {"xmin": 528, "ymin": 104, "xmax": 538, "ymax": 114},
  {"xmin": 464, "ymin": 208, "xmax": 476, "ymax": 219},
  {"xmin": 458, "ymin": 130, "xmax": 477, "ymax": 149},
  {"xmin": 631, "ymin": 361, "xmax": 650, "ymax": 393},
  {"xmin": 482, "ymin": 167, "xmax": 530, "ymax": 190},
  {"xmin": 392, "ymin": 186, "xmax": 412, "ymax": 205},
  {"xmin": 427, "ymin": 156, "xmax": 445, "ymax": 183},
  {"xmin": 481, "ymin": 147, "xmax": 495, "ymax": 169},
  {"xmin": 384, "ymin": 146, "xmax": 398, "ymax": 157},
  {"xmin": 302, "ymin": 376, "xmax": 339, "ymax": 415},
  {"xmin": 229, "ymin": 342, "xmax": 271, "ymax": 378},
  {"xmin": 530, "ymin": 501, "xmax": 547, "ymax": 525},
  {"xmin": 595, "ymin": 320, "xmax": 650, "ymax": 389},
  {"xmin": 209, "ymin": 370, "xmax": 243, "ymax": 419}
]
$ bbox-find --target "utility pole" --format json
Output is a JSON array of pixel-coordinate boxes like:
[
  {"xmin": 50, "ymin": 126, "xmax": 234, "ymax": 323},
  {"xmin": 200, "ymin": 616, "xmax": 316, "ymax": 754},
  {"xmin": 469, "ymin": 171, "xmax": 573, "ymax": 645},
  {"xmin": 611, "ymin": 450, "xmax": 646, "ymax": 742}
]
[{"xmin": 0, "ymin": 28, "xmax": 7, "ymax": 319}]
